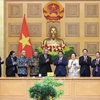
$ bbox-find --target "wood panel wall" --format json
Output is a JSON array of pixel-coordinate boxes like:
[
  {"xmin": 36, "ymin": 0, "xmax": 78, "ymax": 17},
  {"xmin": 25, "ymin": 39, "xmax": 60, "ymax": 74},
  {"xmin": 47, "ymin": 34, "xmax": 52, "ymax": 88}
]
[{"xmin": 4, "ymin": 0, "xmax": 100, "ymax": 58}]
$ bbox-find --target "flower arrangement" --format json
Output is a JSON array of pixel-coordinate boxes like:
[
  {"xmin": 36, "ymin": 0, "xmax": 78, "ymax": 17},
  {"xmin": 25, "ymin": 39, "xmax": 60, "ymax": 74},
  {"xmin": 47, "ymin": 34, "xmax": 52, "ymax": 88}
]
[
  {"xmin": 41, "ymin": 44, "xmax": 66, "ymax": 52},
  {"xmin": 35, "ymin": 44, "xmax": 74, "ymax": 61},
  {"xmin": 28, "ymin": 76, "xmax": 64, "ymax": 100}
]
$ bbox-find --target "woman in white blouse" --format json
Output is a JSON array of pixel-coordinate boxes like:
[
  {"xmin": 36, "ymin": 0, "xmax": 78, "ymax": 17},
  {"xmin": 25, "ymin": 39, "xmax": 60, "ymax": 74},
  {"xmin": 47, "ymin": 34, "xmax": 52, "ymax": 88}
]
[{"xmin": 68, "ymin": 53, "xmax": 80, "ymax": 77}]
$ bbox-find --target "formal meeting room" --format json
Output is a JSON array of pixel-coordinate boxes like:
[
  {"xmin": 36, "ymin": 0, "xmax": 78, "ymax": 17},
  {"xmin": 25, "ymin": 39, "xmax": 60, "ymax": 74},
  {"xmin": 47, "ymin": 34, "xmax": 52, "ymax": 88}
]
[{"xmin": 0, "ymin": 0, "xmax": 100, "ymax": 100}]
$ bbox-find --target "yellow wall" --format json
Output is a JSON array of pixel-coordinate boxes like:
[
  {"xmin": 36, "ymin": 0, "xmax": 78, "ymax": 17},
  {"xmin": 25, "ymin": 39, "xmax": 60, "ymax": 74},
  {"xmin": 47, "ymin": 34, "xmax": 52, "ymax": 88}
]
[{"xmin": 4, "ymin": 0, "xmax": 100, "ymax": 59}]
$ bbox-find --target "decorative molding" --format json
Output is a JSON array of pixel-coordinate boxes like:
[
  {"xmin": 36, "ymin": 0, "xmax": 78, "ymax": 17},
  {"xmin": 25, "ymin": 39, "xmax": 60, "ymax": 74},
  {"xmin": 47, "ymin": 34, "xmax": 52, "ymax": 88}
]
[
  {"xmin": 85, "ymin": 22, "xmax": 99, "ymax": 37},
  {"xmin": 46, "ymin": 22, "xmax": 60, "ymax": 37},
  {"xmin": 65, "ymin": 23, "xmax": 80, "ymax": 37},
  {"xmin": 85, "ymin": 3, "xmax": 99, "ymax": 17},
  {"xmin": 85, "ymin": 42, "xmax": 99, "ymax": 55},
  {"xmin": 27, "ymin": 3, "xmax": 42, "ymax": 18},
  {"xmin": 74, "ymin": 80, "xmax": 100, "ymax": 98},
  {"xmin": 8, "ymin": 23, "xmax": 21, "ymax": 37},
  {"xmin": 32, "ymin": 42, "xmax": 42, "ymax": 49},
  {"xmin": 65, "ymin": 3, "xmax": 80, "ymax": 17},
  {"xmin": 0, "ymin": 81, "xmax": 27, "ymax": 98},
  {"xmin": 28, "ymin": 23, "xmax": 42, "ymax": 37},
  {"xmin": 8, "ymin": 3, "xmax": 23, "ymax": 18},
  {"xmin": 9, "ymin": 43, "xmax": 18, "ymax": 54},
  {"xmin": 8, "ymin": 23, "xmax": 42, "ymax": 37},
  {"xmin": 66, "ymin": 42, "xmax": 80, "ymax": 55}
]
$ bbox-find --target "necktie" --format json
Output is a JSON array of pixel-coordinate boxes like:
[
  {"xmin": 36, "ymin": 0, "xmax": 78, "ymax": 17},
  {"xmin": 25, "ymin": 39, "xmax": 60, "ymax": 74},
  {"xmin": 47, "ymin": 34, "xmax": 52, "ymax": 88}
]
[
  {"xmin": 96, "ymin": 66, "xmax": 98, "ymax": 72},
  {"xmin": 95, "ymin": 59, "xmax": 99, "ymax": 72}
]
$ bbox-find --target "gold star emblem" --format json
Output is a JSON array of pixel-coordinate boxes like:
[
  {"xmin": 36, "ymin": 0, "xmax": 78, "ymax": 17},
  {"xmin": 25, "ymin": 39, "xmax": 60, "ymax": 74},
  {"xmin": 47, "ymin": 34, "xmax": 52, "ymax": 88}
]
[{"xmin": 19, "ymin": 33, "xmax": 31, "ymax": 48}]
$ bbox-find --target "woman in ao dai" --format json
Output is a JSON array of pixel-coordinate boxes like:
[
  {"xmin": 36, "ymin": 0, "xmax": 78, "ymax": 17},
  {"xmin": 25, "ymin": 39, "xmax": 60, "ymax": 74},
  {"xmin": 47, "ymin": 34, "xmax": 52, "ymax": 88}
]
[{"xmin": 68, "ymin": 53, "xmax": 80, "ymax": 77}]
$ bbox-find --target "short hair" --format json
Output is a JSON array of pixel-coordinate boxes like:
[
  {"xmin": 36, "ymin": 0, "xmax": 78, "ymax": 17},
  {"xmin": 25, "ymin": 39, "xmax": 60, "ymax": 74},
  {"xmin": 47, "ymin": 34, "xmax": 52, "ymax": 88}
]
[
  {"xmin": 20, "ymin": 49, "xmax": 25, "ymax": 53},
  {"xmin": 43, "ymin": 48, "xmax": 48, "ymax": 51},
  {"xmin": 71, "ymin": 52, "xmax": 77, "ymax": 57},
  {"xmin": 95, "ymin": 51, "xmax": 100, "ymax": 55},
  {"xmin": 33, "ymin": 49, "xmax": 38, "ymax": 53},
  {"xmin": 58, "ymin": 51, "xmax": 63, "ymax": 54},
  {"xmin": 82, "ymin": 49, "xmax": 88, "ymax": 52}
]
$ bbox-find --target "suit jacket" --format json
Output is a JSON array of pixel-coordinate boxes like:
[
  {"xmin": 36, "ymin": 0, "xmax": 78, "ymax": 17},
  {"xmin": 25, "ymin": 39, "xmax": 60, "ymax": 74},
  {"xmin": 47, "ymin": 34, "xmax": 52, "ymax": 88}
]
[
  {"xmin": 79, "ymin": 56, "xmax": 91, "ymax": 76},
  {"xmin": 54, "ymin": 57, "xmax": 67, "ymax": 76},
  {"xmin": 54, "ymin": 57, "xmax": 68, "ymax": 75},
  {"xmin": 0, "ymin": 57, "xmax": 4, "ymax": 77},
  {"xmin": 39, "ymin": 54, "xmax": 53, "ymax": 76},
  {"xmin": 91, "ymin": 59, "xmax": 100, "ymax": 76},
  {"xmin": 6, "ymin": 56, "xmax": 17, "ymax": 76}
]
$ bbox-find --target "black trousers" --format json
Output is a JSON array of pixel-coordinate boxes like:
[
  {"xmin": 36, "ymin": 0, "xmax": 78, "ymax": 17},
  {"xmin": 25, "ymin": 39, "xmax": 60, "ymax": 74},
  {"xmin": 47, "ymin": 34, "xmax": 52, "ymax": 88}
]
[
  {"xmin": 56, "ymin": 72, "xmax": 66, "ymax": 77},
  {"xmin": 30, "ymin": 74, "xmax": 38, "ymax": 77},
  {"xmin": 93, "ymin": 72, "xmax": 100, "ymax": 77},
  {"xmin": 80, "ymin": 74, "xmax": 90, "ymax": 77},
  {"xmin": 18, "ymin": 74, "xmax": 27, "ymax": 77},
  {"xmin": 6, "ymin": 74, "xmax": 16, "ymax": 77},
  {"xmin": 41, "ymin": 73, "xmax": 47, "ymax": 77},
  {"xmin": 6, "ymin": 72, "xmax": 16, "ymax": 77},
  {"xmin": 80, "ymin": 70, "xmax": 90, "ymax": 77}
]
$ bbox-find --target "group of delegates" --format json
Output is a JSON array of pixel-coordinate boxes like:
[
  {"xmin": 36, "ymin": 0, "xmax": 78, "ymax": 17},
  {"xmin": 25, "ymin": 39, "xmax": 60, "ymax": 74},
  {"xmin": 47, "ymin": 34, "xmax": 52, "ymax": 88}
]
[{"xmin": 0, "ymin": 48, "xmax": 100, "ymax": 77}]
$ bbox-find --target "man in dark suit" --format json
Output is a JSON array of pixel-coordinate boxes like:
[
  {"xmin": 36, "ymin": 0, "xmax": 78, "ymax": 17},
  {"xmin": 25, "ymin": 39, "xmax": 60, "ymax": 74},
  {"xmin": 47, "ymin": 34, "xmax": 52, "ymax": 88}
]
[
  {"xmin": 91, "ymin": 52, "xmax": 100, "ymax": 77},
  {"xmin": 0, "ymin": 57, "xmax": 4, "ymax": 77},
  {"xmin": 54, "ymin": 51, "xmax": 68, "ymax": 77},
  {"xmin": 39, "ymin": 48, "xmax": 53, "ymax": 76},
  {"xmin": 79, "ymin": 49, "xmax": 91, "ymax": 77},
  {"xmin": 6, "ymin": 51, "xmax": 17, "ymax": 77}
]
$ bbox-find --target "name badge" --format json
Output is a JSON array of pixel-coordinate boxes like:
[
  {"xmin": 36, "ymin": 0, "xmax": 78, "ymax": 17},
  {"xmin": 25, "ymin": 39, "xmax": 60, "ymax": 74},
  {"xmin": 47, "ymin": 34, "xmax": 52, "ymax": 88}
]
[{"xmin": 47, "ymin": 72, "xmax": 54, "ymax": 77}]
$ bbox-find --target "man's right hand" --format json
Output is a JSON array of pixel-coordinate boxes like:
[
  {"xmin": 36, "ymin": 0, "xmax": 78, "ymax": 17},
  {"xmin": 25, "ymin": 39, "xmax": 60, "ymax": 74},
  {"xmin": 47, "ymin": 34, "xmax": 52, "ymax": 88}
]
[
  {"xmin": 84, "ymin": 59, "xmax": 87, "ymax": 62},
  {"xmin": 33, "ymin": 63, "xmax": 38, "ymax": 66},
  {"xmin": 58, "ymin": 60, "xmax": 62, "ymax": 64},
  {"xmin": 45, "ymin": 59, "xmax": 49, "ymax": 62},
  {"xmin": 1, "ymin": 58, "xmax": 5, "ymax": 62},
  {"xmin": 25, "ymin": 63, "xmax": 28, "ymax": 67},
  {"xmin": 13, "ymin": 62, "xmax": 17, "ymax": 65},
  {"xmin": 96, "ymin": 60, "xmax": 99, "ymax": 65}
]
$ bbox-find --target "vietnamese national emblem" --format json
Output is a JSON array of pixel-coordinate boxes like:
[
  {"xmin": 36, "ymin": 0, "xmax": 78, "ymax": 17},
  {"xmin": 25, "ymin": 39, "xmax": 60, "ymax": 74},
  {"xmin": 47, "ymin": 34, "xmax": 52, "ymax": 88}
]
[{"xmin": 43, "ymin": 1, "xmax": 64, "ymax": 22}]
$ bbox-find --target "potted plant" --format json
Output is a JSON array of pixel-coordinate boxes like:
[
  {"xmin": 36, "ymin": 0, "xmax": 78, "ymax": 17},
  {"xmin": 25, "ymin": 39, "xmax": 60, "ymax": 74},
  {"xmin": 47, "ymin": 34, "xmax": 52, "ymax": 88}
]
[{"xmin": 28, "ymin": 77, "xmax": 64, "ymax": 100}]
